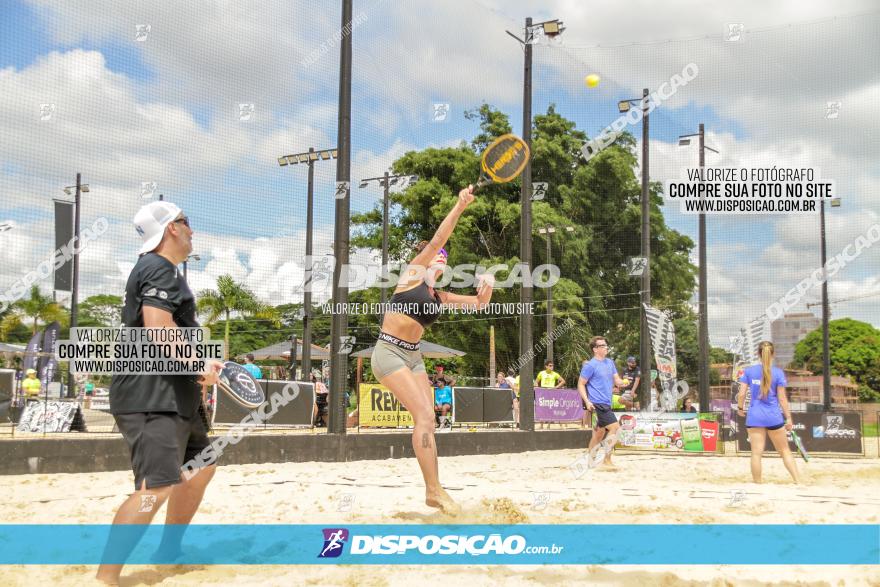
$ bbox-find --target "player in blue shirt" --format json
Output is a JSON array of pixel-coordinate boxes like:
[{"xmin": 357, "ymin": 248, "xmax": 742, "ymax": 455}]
[
  {"xmin": 434, "ymin": 378, "xmax": 453, "ymax": 431},
  {"xmin": 737, "ymin": 341, "xmax": 800, "ymax": 483},
  {"xmin": 578, "ymin": 336, "xmax": 628, "ymax": 467}
]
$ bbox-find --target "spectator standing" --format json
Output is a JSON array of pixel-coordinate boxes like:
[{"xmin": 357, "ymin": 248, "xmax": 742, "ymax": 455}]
[{"xmin": 242, "ymin": 354, "xmax": 263, "ymax": 379}]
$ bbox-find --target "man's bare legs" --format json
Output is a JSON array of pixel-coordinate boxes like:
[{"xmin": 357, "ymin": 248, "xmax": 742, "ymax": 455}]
[
  {"xmin": 96, "ymin": 481, "xmax": 174, "ymax": 585},
  {"xmin": 156, "ymin": 465, "xmax": 216, "ymax": 556}
]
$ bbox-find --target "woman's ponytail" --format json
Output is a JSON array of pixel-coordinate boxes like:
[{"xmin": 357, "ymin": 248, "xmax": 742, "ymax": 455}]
[{"xmin": 758, "ymin": 341, "xmax": 774, "ymax": 400}]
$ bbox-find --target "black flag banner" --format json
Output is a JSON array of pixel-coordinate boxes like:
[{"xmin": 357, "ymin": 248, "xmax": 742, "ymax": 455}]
[
  {"xmin": 38, "ymin": 321, "xmax": 61, "ymax": 395},
  {"xmin": 23, "ymin": 331, "xmax": 42, "ymax": 373}
]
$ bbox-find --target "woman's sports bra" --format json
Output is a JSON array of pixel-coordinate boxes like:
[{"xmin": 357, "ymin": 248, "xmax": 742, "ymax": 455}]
[{"xmin": 388, "ymin": 281, "xmax": 443, "ymax": 327}]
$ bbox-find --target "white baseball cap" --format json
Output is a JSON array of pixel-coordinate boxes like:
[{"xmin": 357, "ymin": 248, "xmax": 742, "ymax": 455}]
[{"xmin": 133, "ymin": 201, "xmax": 183, "ymax": 254}]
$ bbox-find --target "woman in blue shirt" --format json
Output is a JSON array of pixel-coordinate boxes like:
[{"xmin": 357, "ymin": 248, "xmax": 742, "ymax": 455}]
[{"xmin": 737, "ymin": 341, "xmax": 800, "ymax": 483}]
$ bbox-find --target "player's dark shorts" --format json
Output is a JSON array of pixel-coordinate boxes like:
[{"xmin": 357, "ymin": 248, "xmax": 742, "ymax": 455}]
[
  {"xmin": 593, "ymin": 404, "xmax": 618, "ymax": 429},
  {"xmin": 114, "ymin": 411, "xmax": 213, "ymax": 490},
  {"xmin": 748, "ymin": 422, "xmax": 785, "ymax": 431}
]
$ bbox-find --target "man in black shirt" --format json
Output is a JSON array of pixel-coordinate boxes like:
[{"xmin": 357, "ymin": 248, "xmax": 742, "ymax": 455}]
[
  {"xmin": 97, "ymin": 201, "xmax": 222, "ymax": 584},
  {"xmin": 621, "ymin": 356, "xmax": 641, "ymax": 402}
]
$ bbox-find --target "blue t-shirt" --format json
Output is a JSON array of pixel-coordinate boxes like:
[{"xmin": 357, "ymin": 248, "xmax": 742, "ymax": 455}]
[
  {"xmin": 243, "ymin": 363, "xmax": 263, "ymax": 380},
  {"xmin": 739, "ymin": 364, "xmax": 786, "ymax": 427},
  {"xmin": 434, "ymin": 385, "xmax": 452, "ymax": 405},
  {"xmin": 580, "ymin": 358, "xmax": 617, "ymax": 406}
]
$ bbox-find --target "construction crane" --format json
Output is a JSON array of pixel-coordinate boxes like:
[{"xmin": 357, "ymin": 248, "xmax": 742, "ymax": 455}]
[{"xmin": 806, "ymin": 291, "xmax": 880, "ymax": 308}]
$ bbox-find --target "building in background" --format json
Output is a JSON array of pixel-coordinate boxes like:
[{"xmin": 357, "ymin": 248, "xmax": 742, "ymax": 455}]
[{"xmin": 771, "ymin": 312, "xmax": 821, "ymax": 368}]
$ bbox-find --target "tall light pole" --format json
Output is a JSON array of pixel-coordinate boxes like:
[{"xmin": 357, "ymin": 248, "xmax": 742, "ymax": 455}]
[
  {"xmin": 619, "ymin": 91, "xmax": 651, "ymax": 408},
  {"xmin": 63, "ymin": 175, "xmax": 89, "ymax": 398},
  {"xmin": 359, "ymin": 173, "xmax": 418, "ymax": 324},
  {"xmin": 328, "ymin": 0, "xmax": 353, "ymax": 434},
  {"xmin": 537, "ymin": 225, "xmax": 574, "ymax": 362},
  {"xmin": 183, "ymin": 254, "xmax": 200, "ymax": 281},
  {"xmin": 679, "ymin": 124, "xmax": 719, "ymax": 411},
  {"xmin": 506, "ymin": 17, "xmax": 564, "ymax": 432},
  {"xmin": 820, "ymin": 196, "xmax": 841, "ymax": 410},
  {"xmin": 279, "ymin": 146, "xmax": 338, "ymax": 380}
]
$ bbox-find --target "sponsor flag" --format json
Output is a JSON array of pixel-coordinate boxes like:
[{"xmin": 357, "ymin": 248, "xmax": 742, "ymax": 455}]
[
  {"xmin": 643, "ymin": 305, "xmax": 677, "ymax": 403},
  {"xmin": 22, "ymin": 331, "xmax": 42, "ymax": 373},
  {"xmin": 38, "ymin": 321, "xmax": 61, "ymax": 395}
]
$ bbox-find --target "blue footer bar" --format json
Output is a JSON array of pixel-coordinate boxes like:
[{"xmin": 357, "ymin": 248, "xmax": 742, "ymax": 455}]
[{"xmin": 0, "ymin": 525, "xmax": 877, "ymax": 565}]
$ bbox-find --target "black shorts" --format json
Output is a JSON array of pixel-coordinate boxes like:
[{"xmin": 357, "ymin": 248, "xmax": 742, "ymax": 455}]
[
  {"xmin": 748, "ymin": 422, "xmax": 785, "ymax": 431},
  {"xmin": 593, "ymin": 404, "xmax": 618, "ymax": 429},
  {"xmin": 114, "ymin": 411, "xmax": 213, "ymax": 490}
]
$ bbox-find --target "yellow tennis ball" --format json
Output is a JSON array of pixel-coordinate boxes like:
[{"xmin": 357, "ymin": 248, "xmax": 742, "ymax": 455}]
[{"xmin": 585, "ymin": 74, "xmax": 600, "ymax": 88}]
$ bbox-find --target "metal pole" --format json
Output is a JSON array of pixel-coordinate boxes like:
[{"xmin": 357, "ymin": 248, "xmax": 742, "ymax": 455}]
[
  {"xmin": 820, "ymin": 199, "xmax": 832, "ymax": 410},
  {"xmin": 69, "ymin": 172, "xmax": 82, "ymax": 398},
  {"xmin": 639, "ymin": 89, "xmax": 651, "ymax": 409},
  {"xmin": 519, "ymin": 16, "xmax": 535, "ymax": 432},
  {"xmin": 302, "ymin": 148, "xmax": 315, "ymax": 380},
  {"xmin": 698, "ymin": 123, "xmax": 710, "ymax": 411},
  {"xmin": 289, "ymin": 334, "xmax": 298, "ymax": 380},
  {"xmin": 545, "ymin": 230, "xmax": 553, "ymax": 363},
  {"xmin": 380, "ymin": 171, "xmax": 390, "ymax": 327},
  {"xmin": 329, "ymin": 0, "xmax": 352, "ymax": 434}
]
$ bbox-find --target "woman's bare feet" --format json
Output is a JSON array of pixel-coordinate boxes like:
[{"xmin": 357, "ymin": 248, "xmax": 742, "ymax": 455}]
[{"xmin": 426, "ymin": 488, "xmax": 460, "ymax": 514}]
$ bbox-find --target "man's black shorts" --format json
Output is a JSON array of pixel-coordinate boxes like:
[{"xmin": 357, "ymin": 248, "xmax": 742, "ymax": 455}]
[
  {"xmin": 593, "ymin": 404, "xmax": 618, "ymax": 429},
  {"xmin": 114, "ymin": 411, "xmax": 213, "ymax": 490}
]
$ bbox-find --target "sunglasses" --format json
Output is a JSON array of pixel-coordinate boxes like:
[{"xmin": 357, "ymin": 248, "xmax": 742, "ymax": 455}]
[
  {"xmin": 595, "ymin": 344, "xmax": 608, "ymax": 348},
  {"xmin": 173, "ymin": 216, "xmax": 190, "ymax": 228},
  {"xmin": 438, "ymin": 247, "xmax": 448, "ymax": 258}
]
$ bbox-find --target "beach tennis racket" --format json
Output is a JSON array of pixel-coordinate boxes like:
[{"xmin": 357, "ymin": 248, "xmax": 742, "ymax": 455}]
[
  {"xmin": 474, "ymin": 133, "xmax": 530, "ymax": 192},
  {"xmin": 216, "ymin": 361, "xmax": 265, "ymax": 408},
  {"xmin": 790, "ymin": 429, "xmax": 810, "ymax": 462}
]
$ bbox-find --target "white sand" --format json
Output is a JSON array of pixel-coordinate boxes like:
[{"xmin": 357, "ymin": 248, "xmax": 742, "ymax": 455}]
[{"xmin": 2, "ymin": 442, "xmax": 879, "ymax": 586}]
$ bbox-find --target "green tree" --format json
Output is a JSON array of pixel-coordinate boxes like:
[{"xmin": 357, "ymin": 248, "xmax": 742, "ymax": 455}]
[
  {"xmin": 0, "ymin": 286, "xmax": 67, "ymax": 339},
  {"xmin": 79, "ymin": 294, "xmax": 123, "ymax": 327},
  {"xmin": 710, "ymin": 346, "xmax": 734, "ymax": 364},
  {"xmin": 350, "ymin": 104, "xmax": 697, "ymax": 383},
  {"xmin": 792, "ymin": 318, "xmax": 880, "ymax": 401},
  {"xmin": 197, "ymin": 275, "xmax": 281, "ymax": 359}
]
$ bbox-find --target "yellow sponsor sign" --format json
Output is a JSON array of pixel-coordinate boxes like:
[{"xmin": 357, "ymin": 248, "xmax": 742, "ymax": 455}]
[{"xmin": 358, "ymin": 383, "xmax": 414, "ymax": 428}]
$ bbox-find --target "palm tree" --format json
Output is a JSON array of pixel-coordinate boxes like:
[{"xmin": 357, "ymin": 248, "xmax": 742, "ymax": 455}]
[
  {"xmin": 197, "ymin": 275, "xmax": 281, "ymax": 359},
  {"xmin": 0, "ymin": 285, "xmax": 68, "ymax": 338}
]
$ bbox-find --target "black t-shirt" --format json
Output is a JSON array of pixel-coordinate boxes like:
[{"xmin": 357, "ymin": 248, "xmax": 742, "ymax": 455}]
[
  {"xmin": 622, "ymin": 366, "xmax": 641, "ymax": 392},
  {"xmin": 110, "ymin": 253, "xmax": 201, "ymax": 417}
]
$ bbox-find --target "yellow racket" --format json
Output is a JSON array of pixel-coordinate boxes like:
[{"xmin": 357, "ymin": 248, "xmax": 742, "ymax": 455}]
[{"xmin": 474, "ymin": 133, "xmax": 530, "ymax": 192}]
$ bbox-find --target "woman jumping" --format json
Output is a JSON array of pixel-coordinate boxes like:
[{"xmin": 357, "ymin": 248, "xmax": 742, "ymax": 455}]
[
  {"xmin": 737, "ymin": 341, "xmax": 801, "ymax": 484},
  {"xmin": 371, "ymin": 184, "xmax": 493, "ymax": 513}
]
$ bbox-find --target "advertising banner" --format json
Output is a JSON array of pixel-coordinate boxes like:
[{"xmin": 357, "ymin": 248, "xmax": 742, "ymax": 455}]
[
  {"xmin": 17, "ymin": 401, "xmax": 82, "ymax": 433},
  {"xmin": 22, "ymin": 331, "xmax": 42, "ymax": 373},
  {"xmin": 534, "ymin": 388, "xmax": 585, "ymax": 422},
  {"xmin": 643, "ymin": 305, "xmax": 678, "ymax": 410},
  {"xmin": 735, "ymin": 411, "xmax": 862, "ymax": 454},
  {"xmin": 358, "ymin": 383, "xmax": 413, "ymax": 428},
  {"xmin": 615, "ymin": 412, "xmax": 720, "ymax": 452},
  {"xmin": 681, "ymin": 417, "xmax": 702, "ymax": 451},
  {"xmin": 700, "ymin": 419, "xmax": 720, "ymax": 452}
]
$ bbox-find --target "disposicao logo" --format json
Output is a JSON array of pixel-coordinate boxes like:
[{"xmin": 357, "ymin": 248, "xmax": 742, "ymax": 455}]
[{"xmin": 318, "ymin": 528, "xmax": 349, "ymax": 558}]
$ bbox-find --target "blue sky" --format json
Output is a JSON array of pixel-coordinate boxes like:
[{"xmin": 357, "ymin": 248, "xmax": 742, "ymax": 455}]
[{"xmin": 1, "ymin": 0, "xmax": 877, "ymax": 346}]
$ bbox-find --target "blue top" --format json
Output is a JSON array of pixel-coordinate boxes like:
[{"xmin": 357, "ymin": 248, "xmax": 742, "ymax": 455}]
[
  {"xmin": 434, "ymin": 385, "xmax": 452, "ymax": 405},
  {"xmin": 739, "ymin": 364, "xmax": 787, "ymax": 427},
  {"xmin": 579, "ymin": 358, "xmax": 617, "ymax": 406},
  {"xmin": 243, "ymin": 363, "xmax": 263, "ymax": 380}
]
